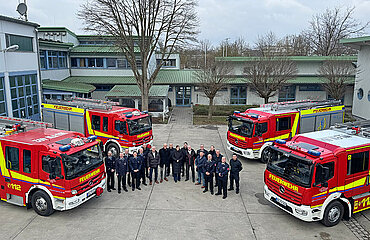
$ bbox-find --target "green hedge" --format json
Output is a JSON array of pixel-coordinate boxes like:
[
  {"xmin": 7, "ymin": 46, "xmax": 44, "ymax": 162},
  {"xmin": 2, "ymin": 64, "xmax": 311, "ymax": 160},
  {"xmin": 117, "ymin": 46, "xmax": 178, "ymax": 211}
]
[{"xmin": 193, "ymin": 104, "xmax": 258, "ymax": 116}]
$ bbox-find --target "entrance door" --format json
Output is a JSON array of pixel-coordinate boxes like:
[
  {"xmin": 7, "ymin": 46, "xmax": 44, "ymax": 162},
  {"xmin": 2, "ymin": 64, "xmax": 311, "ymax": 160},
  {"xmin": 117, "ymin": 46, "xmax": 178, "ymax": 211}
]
[{"xmin": 176, "ymin": 86, "xmax": 191, "ymax": 106}]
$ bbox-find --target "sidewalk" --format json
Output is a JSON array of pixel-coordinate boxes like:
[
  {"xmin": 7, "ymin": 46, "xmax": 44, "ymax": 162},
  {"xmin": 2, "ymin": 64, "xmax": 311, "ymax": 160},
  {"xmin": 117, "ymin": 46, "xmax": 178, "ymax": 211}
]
[{"xmin": 169, "ymin": 107, "xmax": 193, "ymax": 125}]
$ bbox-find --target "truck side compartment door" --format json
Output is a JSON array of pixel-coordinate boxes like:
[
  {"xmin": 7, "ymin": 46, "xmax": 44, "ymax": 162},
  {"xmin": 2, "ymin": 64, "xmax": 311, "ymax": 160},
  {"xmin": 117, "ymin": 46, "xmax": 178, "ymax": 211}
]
[
  {"xmin": 344, "ymin": 150, "xmax": 370, "ymax": 197},
  {"xmin": 4, "ymin": 145, "xmax": 24, "ymax": 206}
]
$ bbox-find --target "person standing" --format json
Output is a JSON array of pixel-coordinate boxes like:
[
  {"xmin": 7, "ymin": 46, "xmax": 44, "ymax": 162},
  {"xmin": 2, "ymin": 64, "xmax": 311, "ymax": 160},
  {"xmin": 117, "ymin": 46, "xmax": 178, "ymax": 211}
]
[
  {"xmin": 168, "ymin": 143, "xmax": 176, "ymax": 177},
  {"xmin": 180, "ymin": 142, "xmax": 188, "ymax": 177},
  {"xmin": 215, "ymin": 157, "xmax": 229, "ymax": 199},
  {"xmin": 208, "ymin": 145, "xmax": 216, "ymax": 158},
  {"xmin": 143, "ymin": 144, "xmax": 150, "ymax": 179},
  {"xmin": 129, "ymin": 151, "xmax": 142, "ymax": 191},
  {"xmin": 196, "ymin": 144, "xmax": 208, "ymax": 157},
  {"xmin": 123, "ymin": 149, "xmax": 132, "ymax": 187},
  {"xmin": 185, "ymin": 145, "xmax": 196, "ymax": 182},
  {"xmin": 203, "ymin": 154, "xmax": 216, "ymax": 195},
  {"xmin": 147, "ymin": 146, "xmax": 160, "ymax": 185},
  {"xmin": 172, "ymin": 145, "xmax": 183, "ymax": 183},
  {"xmin": 138, "ymin": 148, "xmax": 147, "ymax": 186},
  {"xmin": 228, "ymin": 154, "xmax": 243, "ymax": 194},
  {"xmin": 116, "ymin": 152, "xmax": 128, "ymax": 193},
  {"xmin": 213, "ymin": 150, "xmax": 223, "ymax": 187},
  {"xmin": 105, "ymin": 151, "xmax": 116, "ymax": 192},
  {"xmin": 195, "ymin": 151, "xmax": 206, "ymax": 188},
  {"xmin": 159, "ymin": 143, "xmax": 170, "ymax": 182}
]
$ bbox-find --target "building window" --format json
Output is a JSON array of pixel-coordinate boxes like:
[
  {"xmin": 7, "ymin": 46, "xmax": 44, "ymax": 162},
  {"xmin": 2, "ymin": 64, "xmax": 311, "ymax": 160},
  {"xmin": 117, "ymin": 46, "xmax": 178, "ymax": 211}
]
[
  {"xmin": 299, "ymin": 84, "xmax": 323, "ymax": 91},
  {"xmin": 0, "ymin": 77, "xmax": 7, "ymax": 116},
  {"xmin": 79, "ymin": 58, "xmax": 86, "ymax": 68},
  {"xmin": 71, "ymin": 58, "xmax": 105, "ymax": 68},
  {"xmin": 347, "ymin": 151, "xmax": 369, "ymax": 175},
  {"xmin": 230, "ymin": 87, "xmax": 247, "ymax": 105},
  {"xmin": 40, "ymin": 50, "xmax": 46, "ymax": 69},
  {"xmin": 107, "ymin": 58, "xmax": 117, "ymax": 68},
  {"xmin": 48, "ymin": 51, "xmax": 58, "ymax": 69},
  {"xmin": 58, "ymin": 52, "xmax": 67, "ymax": 68},
  {"xmin": 6, "ymin": 147, "xmax": 19, "ymax": 171},
  {"xmin": 95, "ymin": 85, "xmax": 113, "ymax": 91},
  {"xmin": 5, "ymin": 34, "xmax": 33, "ymax": 52},
  {"xmin": 157, "ymin": 59, "xmax": 176, "ymax": 68},
  {"xmin": 71, "ymin": 58, "xmax": 78, "ymax": 67},
  {"xmin": 358, "ymin": 88, "xmax": 364, "ymax": 100},
  {"xmin": 368, "ymin": 90, "xmax": 370, "ymax": 102},
  {"xmin": 9, "ymin": 74, "xmax": 39, "ymax": 120},
  {"xmin": 117, "ymin": 58, "xmax": 129, "ymax": 69},
  {"xmin": 279, "ymin": 85, "xmax": 296, "ymax": 102}
]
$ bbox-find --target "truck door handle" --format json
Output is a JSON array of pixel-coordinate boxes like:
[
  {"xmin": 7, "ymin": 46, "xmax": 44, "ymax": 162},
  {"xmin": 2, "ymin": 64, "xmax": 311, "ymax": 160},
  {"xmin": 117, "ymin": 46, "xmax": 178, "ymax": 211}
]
[{"xmin": 5, "ymin": 178, "xmax": 10, "ymax": 183}]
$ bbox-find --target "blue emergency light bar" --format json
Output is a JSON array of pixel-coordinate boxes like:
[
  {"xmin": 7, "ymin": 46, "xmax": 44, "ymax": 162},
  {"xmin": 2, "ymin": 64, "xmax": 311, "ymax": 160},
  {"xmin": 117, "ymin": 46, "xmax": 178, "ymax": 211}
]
[
  {"xmin": 142, "ymin": 111, "xmax": 148, "ymax": 114},
  {"xmin": 126, "ymin": 114, "xmax": 133, "ymax": 118},
  {"xmin": 275, "ymin": 139, "xmax": 286, "ymax": 145},
  {"xmin": 307, "ymin": 149, "xmax": 321, "ymax": 157},
  {"xmin": 234, "ymin": 111, "xmax": 240, "ymax": 114},
  {"xmin": 59, "ymin": 145, "xmax": 71, "ymax": 152},
  {"xmin": 88, "ymin": 135, "xmax": 97, "ymax": 141}
]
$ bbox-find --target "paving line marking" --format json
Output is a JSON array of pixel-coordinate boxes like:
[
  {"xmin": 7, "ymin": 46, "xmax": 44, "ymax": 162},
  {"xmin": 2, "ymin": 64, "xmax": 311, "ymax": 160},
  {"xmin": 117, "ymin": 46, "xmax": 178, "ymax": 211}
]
[
  {"xmin": 343, "ymin": 217, "xmax": 370, "ymax": 240},
  {"xmin": 12, "ymin": 214, "xmax": 37, "ymax": 240}
]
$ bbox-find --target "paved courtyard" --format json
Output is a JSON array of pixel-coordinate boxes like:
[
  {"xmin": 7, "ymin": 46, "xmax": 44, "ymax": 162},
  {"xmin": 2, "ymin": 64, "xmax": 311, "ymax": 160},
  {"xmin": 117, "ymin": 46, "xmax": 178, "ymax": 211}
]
[{"xmin": 0, "ymin": 122, "xmax": 369, "ymax": 239}]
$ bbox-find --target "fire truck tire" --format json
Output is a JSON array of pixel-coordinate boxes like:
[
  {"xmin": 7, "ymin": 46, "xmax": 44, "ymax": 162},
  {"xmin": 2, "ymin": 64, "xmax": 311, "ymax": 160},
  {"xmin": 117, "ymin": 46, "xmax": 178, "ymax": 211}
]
[
  {"xmin": 321, "ymin": 201, "xmax": 344, "ymax": 227},
  {"xmin": 106, "ymin": 142, "xmax": 120, "ymax": 158},
  {"xmin": 31, "ymin": 190, "xmax": 55, "ymax": 216},
  {"xmin": 260, "ymin": 147, "xmax": 271, "ymax": 164}
]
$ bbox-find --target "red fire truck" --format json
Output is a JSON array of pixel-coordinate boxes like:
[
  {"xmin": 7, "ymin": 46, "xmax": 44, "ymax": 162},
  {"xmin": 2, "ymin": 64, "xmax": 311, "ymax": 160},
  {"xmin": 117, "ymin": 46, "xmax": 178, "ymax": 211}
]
[
  {"xmin": 0, "ymin": 116, "xmax": 105, "ymax": 216},
  {"xmin": 42, "ymin": 98, "xmax": 153, "ymax": 157},
  {"xmin": 264, "ymin": 120, "xmax": 370, "ymax": 226},
  {"xmin": 227, "ymin": 100, "xmax": 345, "ymax": 163}
]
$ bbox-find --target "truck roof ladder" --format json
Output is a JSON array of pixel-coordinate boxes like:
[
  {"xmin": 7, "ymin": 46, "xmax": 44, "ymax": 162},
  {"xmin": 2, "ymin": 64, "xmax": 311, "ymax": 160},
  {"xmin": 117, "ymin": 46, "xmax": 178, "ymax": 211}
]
[
  {"xmin": 264, "ymin": 100, "xmax": 342, "ymax": 111},
  {"xmin": 45, "ymin": 97, "xmax": 119, "ymax": 110},
  {"xmin": 0, "ymin": 116, "xmax": 53, "ymax": 137},
  {"xmin": 332, "ymin": 120, "xmax": 370, "ymax": 139}
]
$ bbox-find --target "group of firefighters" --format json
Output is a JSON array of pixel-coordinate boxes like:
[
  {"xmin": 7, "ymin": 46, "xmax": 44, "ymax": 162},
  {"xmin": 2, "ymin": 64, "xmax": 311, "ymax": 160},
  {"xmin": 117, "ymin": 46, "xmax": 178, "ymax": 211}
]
[{"xmin": 104, "ymin": 142, "xmax": 243, "ymax": 199}]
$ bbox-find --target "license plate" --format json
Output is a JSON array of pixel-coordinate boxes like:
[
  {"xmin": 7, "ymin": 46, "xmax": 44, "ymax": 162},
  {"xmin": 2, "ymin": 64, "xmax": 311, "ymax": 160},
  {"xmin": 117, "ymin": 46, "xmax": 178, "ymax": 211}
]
[
  {"xmin": 87, "ymin": 188, "xmax": 95, "ymax": 198},
  {"xmin": 276, "ymin": 197, "xmax": 287, "ymax": 206}
]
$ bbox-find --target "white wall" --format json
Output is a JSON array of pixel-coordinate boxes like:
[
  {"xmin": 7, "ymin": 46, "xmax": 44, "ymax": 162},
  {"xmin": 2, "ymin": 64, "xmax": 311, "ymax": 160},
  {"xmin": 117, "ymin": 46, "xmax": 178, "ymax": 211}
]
[
  {"xmin": 352, "ymin": 45, "xmax": 370, "ymax": 119},
  {"xmin": 71, "ymin": 68, "xmax": 135, "ymax": 77},
  {"xmin": 41, "ymin": 69, "xmax": 70, "ymax": 81}
]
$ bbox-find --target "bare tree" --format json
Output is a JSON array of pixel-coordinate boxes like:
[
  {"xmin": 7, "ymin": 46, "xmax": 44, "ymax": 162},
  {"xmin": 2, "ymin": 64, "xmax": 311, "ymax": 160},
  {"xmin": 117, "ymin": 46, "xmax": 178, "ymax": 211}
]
[
  {"xmin": 278, "ymin": 34, "xmax": 311, "ymax": 56},
  {"xmin": 305, "ymin": 7, "xmax": 368, "ymax": 56},
  {"xmin": 318, "ymin": 60, "xmax": 356, "ymax": 101},
  {"xmin": 243, "ymin": 57, "xmax": 298, "ymax": 104},
  {"xmin": 194, "ymin": 58, "xmax": 233, "ymax": 119},
  {"xmin": 79, "ymin": 0, "xmax": 199, "ymax": 111}
]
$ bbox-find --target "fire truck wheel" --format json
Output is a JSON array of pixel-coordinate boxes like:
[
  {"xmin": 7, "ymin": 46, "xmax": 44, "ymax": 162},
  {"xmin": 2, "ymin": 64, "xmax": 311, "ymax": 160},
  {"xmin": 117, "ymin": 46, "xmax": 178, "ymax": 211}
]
[
  {"xmin": 31, "ymin": 191, "xmax": 55, "ymax": 216},
  {"xmin": 321, "ymin": 201, "xmax": 344, "ymax": 227},
  {"xmin": 106, "ymin": 143, "xmax": 120, "ymax": 158},
  {"xmin": 260, "ymin": 147, "xmax": 271, "ymax": 164}
]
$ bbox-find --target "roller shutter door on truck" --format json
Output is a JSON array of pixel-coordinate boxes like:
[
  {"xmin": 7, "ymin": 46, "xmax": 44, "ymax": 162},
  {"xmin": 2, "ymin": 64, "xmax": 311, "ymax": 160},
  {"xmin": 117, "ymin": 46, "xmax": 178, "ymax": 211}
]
[
  {"xmin": 42, "ymin": 107, "xmax": 85, "ymax": 133},
  {"xmin": 299, "ymin": 107, "xmax": 344, "ymax": 134}
]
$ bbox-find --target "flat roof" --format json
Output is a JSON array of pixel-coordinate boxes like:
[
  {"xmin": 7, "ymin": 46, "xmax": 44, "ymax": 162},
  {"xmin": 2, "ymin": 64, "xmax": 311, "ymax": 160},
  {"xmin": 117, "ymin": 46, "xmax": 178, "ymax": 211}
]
[
  {"xmin": 0, "ymin": 15, "xmax": 39, "ymax": 28},
  {"xmin": 340, "ymin": 36, "xmax": 370, "ymax": 50},
  {"xmin": 105, "ymin": 85, "xmax": 169, "ymax": 98},
  {"xmin": 42, "ymin": 79, "xmax": 96, "ymax": 94}
]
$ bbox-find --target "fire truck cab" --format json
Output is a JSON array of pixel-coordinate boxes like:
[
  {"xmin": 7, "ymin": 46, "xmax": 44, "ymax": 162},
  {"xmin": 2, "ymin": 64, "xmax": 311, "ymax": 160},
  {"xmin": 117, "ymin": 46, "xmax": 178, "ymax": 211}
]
[
  {"xmin": 0, "ymin": 117, "xmax": 106, "ymax": 216},
  {"xmin": 42, "ymin": 98, "xmax": 153, "ymax": 157},
  {"xmin": 227, "ymin": 100, "xmax": 344, "ymax": 162},
  {"xmin": 264, "ymin": 120, "xmax": 370, "ymax": 226}
]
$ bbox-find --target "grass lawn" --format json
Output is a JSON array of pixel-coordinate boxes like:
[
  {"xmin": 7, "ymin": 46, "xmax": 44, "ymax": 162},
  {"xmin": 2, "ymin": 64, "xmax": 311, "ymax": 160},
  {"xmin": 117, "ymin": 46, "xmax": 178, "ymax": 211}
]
[{"xmin": 193, "ymin": 115, "xmax": 228, "ymax": 125}]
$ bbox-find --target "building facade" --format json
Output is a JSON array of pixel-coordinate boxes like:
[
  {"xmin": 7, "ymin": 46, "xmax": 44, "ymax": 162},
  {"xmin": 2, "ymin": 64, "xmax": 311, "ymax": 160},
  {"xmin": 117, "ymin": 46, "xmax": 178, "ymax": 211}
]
[
  {"xmin": 341, "ymin": 36, "xmax": 370, "ymax": 119},
  {"xmin": 0, "ymin": 15, "xmax": 41, "ymax": 120}
]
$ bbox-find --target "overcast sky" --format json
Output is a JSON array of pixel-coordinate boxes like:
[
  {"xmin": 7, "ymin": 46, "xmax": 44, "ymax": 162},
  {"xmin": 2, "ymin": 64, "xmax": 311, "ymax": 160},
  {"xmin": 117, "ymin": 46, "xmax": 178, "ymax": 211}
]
[{"xmin": 1, "ymin": 0, "xmax": 369, "ymax": 46}]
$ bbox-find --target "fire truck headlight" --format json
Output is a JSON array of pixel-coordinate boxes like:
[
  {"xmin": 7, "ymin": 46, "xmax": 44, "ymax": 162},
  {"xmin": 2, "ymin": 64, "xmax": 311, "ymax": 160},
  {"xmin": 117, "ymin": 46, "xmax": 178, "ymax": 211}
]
[
  {"xmin": 71, "ymin": 190, "xmax": 78, "ymax": 195},
  {"xmin": 295, "ymin": 208, "xmax": 308, "ymax": 216},
  {"xmin": 132, "ymin": 142, "xmax": 136, "ymax": 146}
]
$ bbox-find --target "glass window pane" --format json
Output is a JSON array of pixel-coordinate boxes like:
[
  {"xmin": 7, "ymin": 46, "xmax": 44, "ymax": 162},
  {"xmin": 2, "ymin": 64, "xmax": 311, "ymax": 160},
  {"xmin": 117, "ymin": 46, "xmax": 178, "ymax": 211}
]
[
  {"xmin": 88, "ymin": 58, "xmax": 96, "ymax": 67},
  {"xmin": 23, "ymin": 150, "xmax": 31, "ymax": 173},
  {"xmin": 10, "ymin": 77, "xmax": 16, "ymax": 88},
  {"xmin": 32, "ymin": 85, "xmax": 37, "ymax": 94},
  {"xmin": 33, "ymin": 95, "xmax": 38, "ymax": 105},
  {"xmin": 18, "ymin": 87, "xmax": 24, "ymax": 97},
  {"xmin": 6, "ymin": 34, "xmax": 33, "ymax": 52},
  {"xmin": 31, "ymin": 75, "xmax": 36, "ymax": 84},
  {"xmin": 33, "ymin": 105, "xmax": 39, "ymax": 114},
  {"xmin": 0, "ymin": 78, "xmax": 3, "ymax": 89},
  {"xmin": 0, "ymin": 91, "xmax": 4, "ymax": 101},
  {"xmin": 25, "ymin": 75, "xmax": 31, "ymax": 85},
  {"xmin": 13, "ymin": 110, "xmax": 19, "ymax": 118},
  {"xmin": 0, "ymin": 103, "xmax": 5, "ymax": 114},
  {"xmin": 6, "ymin": 147, "xmax": 19, "ymax": 171},
  {"xmin": 79, "ymin": 58, "xmax": 86, "ymax": 67},
  {"xmin": 26, "ymin": 86, "xmax": 31, "ymax": 95},
  {"xmin": 96, "ymin": 58, "xmax": 103, "ymax": 67},
  {"xmin": 12, "ymin": 100, "xmax": 18, "ymax": 110},
  {"xmin": 11, "ymin": 89, "xmax": 17, "ymax": 98},
  {"xmin": 107, "ymin": 58, "xmax": 117, "ymax": 68},
  {"xmin": 19, "ymin": 98, "xmax": 25, "ymax": 108}
]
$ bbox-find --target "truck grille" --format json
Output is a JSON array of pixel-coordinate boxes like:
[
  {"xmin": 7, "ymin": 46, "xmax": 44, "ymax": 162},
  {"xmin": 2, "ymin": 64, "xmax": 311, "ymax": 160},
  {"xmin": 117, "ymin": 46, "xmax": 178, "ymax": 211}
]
[
  {"xmin": 267, "ymin": 178, "xmax": 302, "ymax": 205},
  {"xmin": 227, "ymin": 135, "xmax": 248, "ymax": 149},
  {"xmin": 73, "ymin": 173, "xmax": 102, "ymax": 196},
  {"xmin": 135, "ymin": 135, "xmax": 151, "ymax": 146}
]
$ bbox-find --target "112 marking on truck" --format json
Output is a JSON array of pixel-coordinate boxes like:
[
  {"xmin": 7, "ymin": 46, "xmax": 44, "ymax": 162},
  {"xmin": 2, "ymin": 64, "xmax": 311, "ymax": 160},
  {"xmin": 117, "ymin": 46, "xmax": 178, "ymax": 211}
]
[
  {"xmin": 227, "ymin": 100, "xmax": 345, "ymax": 163},
  {"xmin": 0, "ymin": 116, "xmax": 105, "ymax": 216},
  {"xmin": 264, "ymin": 120, "xmax": 370, "ymax": 226},
  {"xmin": 42, "ymin": 98, "xmax": 153, "ymax": 157}
]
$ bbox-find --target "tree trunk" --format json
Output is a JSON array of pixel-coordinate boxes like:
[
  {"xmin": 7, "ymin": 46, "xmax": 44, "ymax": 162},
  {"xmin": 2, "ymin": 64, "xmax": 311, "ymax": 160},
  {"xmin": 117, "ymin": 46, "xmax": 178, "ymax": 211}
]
[
  {"xmin": 264, "ymin": 97, "xmax": 269, "ymax": 104},
  {"xmin": 141, "ymin": 84, "xmax": 149, "ymax": 111},
  {"xmin": 208, "ymin": 97, "xmax": 214, "ymax": 120}
]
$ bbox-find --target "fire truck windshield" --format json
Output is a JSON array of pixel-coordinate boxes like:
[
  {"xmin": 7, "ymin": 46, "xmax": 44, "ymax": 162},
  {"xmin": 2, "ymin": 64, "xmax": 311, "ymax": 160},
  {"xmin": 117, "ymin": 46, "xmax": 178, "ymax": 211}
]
[
  {"xmin": 228, "ymin": 118, "xmax": 254, "ymax": 137},
  {"xmin": 61, "ymin": 145, "xmax": 103, "ymax": 180},
  {"xmin": 127, "ymin": 116, "xmax": 152, "ymax": 136},
  {"xmin": 267, "ymin": 148, "xmax": 313, "ymax": 188}
]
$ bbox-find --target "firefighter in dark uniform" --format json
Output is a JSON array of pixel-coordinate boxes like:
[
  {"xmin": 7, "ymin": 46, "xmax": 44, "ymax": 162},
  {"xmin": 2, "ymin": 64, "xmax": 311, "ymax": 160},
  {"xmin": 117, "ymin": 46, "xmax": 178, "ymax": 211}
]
[
  {"xmin": 213, "ymin": 150, "xmax": 223, "ymax": 187},
  {"xmin": 129, "ymin": 151, "xmax": 142, "ymax": 191},
  {"xmin": 105, "ymin": 151, "xmax": 116, "ymax": 192},
  {"xmin": 215, "ymin": 157, "xmax": 229, "ymax": 199},
  {"xmin": 138, "ymin": 148, "xmax": 147, "ymax": 186},
  {"xmin": 123, "ymin": 149, "xmax": 132, "ymax": 187},
  {"xmin": 203, "ymin": 154, "xmax": 216, "ymax": 194},
  {"xmin": 228, "ymin": 154, "xmax": 243, "ymax": 194},
  {"xmin": 116, "ymin": 152, "xmax": 128, "ymax": 193}
]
